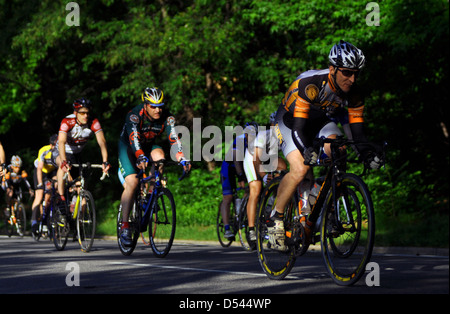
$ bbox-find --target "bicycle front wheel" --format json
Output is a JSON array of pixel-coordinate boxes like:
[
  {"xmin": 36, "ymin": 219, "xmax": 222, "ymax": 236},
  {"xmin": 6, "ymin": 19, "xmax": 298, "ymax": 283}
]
[
  {"xmin": 321, "ymin": 173, "xmax": 375, "ymax": 286},
  {"xmin": 51, "ymin": 199, "xmax": 69, "ymax": 251},
  {"xmin": 216, "ymin": 200, "xmax": 234, "ymax": 247},
  {"xmin": 117, "ymin": 202, "xmax": 140, "ymax": 256},
  {"xmin": 149, "ymin": 188, "xmax": 176, "ymax": 258},
  {"xmin": 256, "ymin": 176, "xmax": 296, "ymax": 280},
  {"xmin": 76, "ymin": 190, "xmax": 96, "ymax": 252}
]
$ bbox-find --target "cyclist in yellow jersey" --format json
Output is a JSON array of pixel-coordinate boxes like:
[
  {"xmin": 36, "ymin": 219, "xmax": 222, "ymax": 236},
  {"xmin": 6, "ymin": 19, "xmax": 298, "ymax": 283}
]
[{"xmin": 31, "ymin": 134, "xmax": 58, "ymax": 236}]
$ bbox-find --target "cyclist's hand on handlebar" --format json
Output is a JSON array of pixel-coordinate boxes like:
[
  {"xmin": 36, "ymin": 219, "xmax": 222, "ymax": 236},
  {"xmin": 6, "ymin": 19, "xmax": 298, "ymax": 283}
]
[
  {"xmin": 303, "ymin": 147, "xmax": 318, "ymax": 166},
  {"xmin": 179, "ymin": 157, "xmax": 191, "ymax": 173},
  {"xmin": 102, "ymin": 161, "xmax": 111, "ymax": 173},
  {"xmin": 365, "ymin": 152, "xmax": 384, "ymax": 170},
  {"xmin": 60, "ymin": 160, "xmax": 71, "ymax": 172},
  {"xmin": 136, "ymin": 154, "xmax": 149, "ymax": 170},
  {"xmin": 358, "ymin": 142, "xmax": 385, "ymax": 170}
]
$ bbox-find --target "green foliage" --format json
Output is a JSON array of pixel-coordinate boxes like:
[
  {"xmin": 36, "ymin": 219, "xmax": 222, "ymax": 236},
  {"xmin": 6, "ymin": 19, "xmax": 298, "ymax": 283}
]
[
  {"xmin": 166, "ymin": 165, "xmax": 222, "ymax": 226},
  {"xmin": 0, "ymin": 0, "xmax": 448, "ymax": 246}
]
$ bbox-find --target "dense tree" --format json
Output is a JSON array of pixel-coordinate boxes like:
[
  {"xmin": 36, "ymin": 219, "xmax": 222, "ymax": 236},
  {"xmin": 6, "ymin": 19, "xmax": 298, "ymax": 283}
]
[{"xmin": 1, "ymin": 0, "xmax": 448, "ymax": 243}]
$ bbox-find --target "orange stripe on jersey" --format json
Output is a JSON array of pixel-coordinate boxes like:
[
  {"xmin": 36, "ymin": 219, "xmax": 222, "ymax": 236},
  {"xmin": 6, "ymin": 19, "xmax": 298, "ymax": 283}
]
[
  {"xmin": 328, "ymin": 72, "xmax": 337, "ymax": 92},
  {"xmin": 294, "ymin": 100, "xmax": 310, "ymax": 119},
  {"xmin": 348, "ymin": 105, "xmax": 364, "ymax": 124},
  {"xmin": 282, "ymin": 78, "xmax": 301, "ymax": 111}
]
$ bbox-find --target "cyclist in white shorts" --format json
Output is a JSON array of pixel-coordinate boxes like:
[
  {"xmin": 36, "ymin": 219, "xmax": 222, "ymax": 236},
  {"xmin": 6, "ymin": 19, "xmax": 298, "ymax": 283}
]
[{"xmin": 243, "ymin": 113, "xmax": 287, "ymax": 245}]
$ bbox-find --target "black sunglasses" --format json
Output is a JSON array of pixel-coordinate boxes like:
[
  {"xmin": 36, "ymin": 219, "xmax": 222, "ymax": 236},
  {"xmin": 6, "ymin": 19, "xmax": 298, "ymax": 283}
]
[{"xmin": 337, "ymin": 68, "xmax": 360, "ymax": 78}]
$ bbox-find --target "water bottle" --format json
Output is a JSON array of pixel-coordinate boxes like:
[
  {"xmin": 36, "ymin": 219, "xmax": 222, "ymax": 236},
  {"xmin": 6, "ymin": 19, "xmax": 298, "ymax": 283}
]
[
  {"xmin": 69, "ymin": 195, "xmax": 77, "ymax": 213},
  {"xmin": 298, "ymin": 179, "xmax": 312, "ymax": 216},
  {"xmin": 308, "ymin": 181, "xmax": 320, "ymax": 208}
]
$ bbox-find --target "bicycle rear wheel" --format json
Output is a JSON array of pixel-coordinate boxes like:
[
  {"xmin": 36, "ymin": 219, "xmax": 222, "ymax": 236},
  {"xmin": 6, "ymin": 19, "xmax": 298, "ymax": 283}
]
[
  {"xmin": 321, "ymin": 173, "xmax": 375, "ymax": 286},
  {"xmin": 117, "ymin": 202, "xmax": 140, "ymax": 256},
  {"xmin": 76, "ymin": 190, "xmax": 96, "ymax": 252},
  {"xmin": 149, "ymin": 188, "xmax": 176, "ymax": 258},
  {"xmin": 256, "ymin": 176, "xmax": 296, "ymax": 280},
  {"xmin": 237, "ymin": 195, "xmax": 254, "ymax": 251},
  {"xmin": 15, "ymin": 203, "xmax": 26, "ymax": 237},
  {"xmin": 216, "ymin": 200, "xmax": 235, "ymax": 247},
  {"xmin": 5, "ymin": 208, "xmax": 14, "ymax": 237}
]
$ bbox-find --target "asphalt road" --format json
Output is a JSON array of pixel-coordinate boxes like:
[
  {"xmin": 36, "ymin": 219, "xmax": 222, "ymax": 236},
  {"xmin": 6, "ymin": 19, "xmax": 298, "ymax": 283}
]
[{"xmin": 0, "ymin": 235, "xmax": 448, "ymax": 299}]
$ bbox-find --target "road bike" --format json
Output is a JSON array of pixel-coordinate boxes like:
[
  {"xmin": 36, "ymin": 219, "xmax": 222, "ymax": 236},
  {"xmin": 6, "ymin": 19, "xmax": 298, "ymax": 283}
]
[
  {"xmin": 50, "ymin": 163, "xmax": 107, "ymax": 252},
  {"xmin": 216, "ymin": 187, "xmax": 254, "ymax": 250},
  {"xmin": 117, "ymin": 159, "xmax": 187, "ymax": 257},
  {"xmin": 3, "ymin": 187, "xmax": 27, "ymax": 237},
  {"xmin": 256, "ymin": 137, "xmax": 385, "ymax": 285}
]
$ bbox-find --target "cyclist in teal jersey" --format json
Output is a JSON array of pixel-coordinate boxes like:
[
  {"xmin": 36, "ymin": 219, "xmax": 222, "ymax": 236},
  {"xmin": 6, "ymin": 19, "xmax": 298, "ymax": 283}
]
[{"xmin": 118, "ymin": 87, "xmax": 191, "ymax": 247}]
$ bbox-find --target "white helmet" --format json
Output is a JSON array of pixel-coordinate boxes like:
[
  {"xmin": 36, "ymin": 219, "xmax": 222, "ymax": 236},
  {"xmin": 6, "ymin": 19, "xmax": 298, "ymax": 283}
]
[
  {"xmin": 11, "ymin": 155, "xmax": 22, "ymax": 168},
  {"xmin": 329, "ymin": 40, "xmax": 365, "ymax": 70}
]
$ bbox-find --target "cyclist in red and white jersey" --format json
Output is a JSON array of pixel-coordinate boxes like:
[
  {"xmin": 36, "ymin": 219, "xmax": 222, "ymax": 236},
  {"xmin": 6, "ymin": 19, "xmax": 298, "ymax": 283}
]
[
  {"xmin": 268, "ymin": 41, "xmax": 384, "ymax": 251},
  {"xmin": 55, "ymin": 98, "xmax": 110, "ymax": 206}
]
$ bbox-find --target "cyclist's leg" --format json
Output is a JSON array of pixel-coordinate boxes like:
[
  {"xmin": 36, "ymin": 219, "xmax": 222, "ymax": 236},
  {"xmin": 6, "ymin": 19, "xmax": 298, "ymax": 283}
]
[
  {"xmin": 243, "ymin": 149, "xmax": 260, "ymax": 233},
  {"xmin": 149, "ymin": 145, "xmax": 165, "ymax": 182},
  {"xmin": 267, "ymin": 112, "xmax": 309, "ymax": 250},
  {"xmin": 118, "ymin": 143, "xmax": 139, "ymax": 224},
  {"xmin": 31, "ymin": 168, "xmax": 44, "ymax": 234},
  {"xmin": 220, "ymin": 161, "xmax": 235, "ymax": 227}
]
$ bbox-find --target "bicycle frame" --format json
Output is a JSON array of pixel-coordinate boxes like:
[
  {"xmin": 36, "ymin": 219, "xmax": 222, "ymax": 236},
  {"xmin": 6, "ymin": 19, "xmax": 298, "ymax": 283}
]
[
  {"xmin": 136, "ymin": 160, "xmax": 184, "ymax": 232},
  {"xmin": 64, "ymin": 163, "xmax": 106, "ymax": 219}
]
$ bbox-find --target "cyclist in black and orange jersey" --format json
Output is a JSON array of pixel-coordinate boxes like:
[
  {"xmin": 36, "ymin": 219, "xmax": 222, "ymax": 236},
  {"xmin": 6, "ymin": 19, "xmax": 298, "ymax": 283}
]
[
  {"xmin": 118, "ymin": 87, "xmax": 191, "ymax": 247},
  {"xmin": 55, "ymin": 98, "xmax": 111, "ymax": 212},
  {"xmin": 1, "ymin": 155, "xmax": 34, "ymax": 215},
  {"xmin": 268, "ymin": 40, "xmax": 384, "ymax": 251}
]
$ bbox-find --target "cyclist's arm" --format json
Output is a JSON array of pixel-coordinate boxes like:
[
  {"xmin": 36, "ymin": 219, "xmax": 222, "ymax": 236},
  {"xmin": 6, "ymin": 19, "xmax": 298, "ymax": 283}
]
[
  {"xmin": 95, "ymin": 130, "xmax": 110, "ymax": 170},
  {"xmin": 232, "ymin": 149, "xmax": 245, "ymax": 184},
  {"xmin": 124, "ymin": 111, "xmax": 145, "ymax": 158},
  {"xmin": 292, "ymin": 116, "xmax": 312, "ymax": 154},
  {"xmin": 165, "ymin": 115, "xmax": 186, "ymax": 162},
  {"xmin": 290, "ymin": 79, "xmax": 314, "ymax": 154},
  {"xmin": 0, "ymin": 141, "xmax": 5, "ymax": 164},
  {"xmin": 36, "ymin": 160, "xmax": 45, "ymax": 189},
  {"xmin": 348, "ymin": 106, "xmax": 370, "ymax": 154},
  {"xmin": 0, "ymin": 141, "xmax": 5, "ymax": 177},
  {"xmin": 58, "ymin": 131, "xmax": 69, "ymax": 171}
]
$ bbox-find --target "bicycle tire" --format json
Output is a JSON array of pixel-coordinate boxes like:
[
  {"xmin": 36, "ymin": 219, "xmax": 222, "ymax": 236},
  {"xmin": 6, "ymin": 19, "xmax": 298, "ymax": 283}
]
[
  {"xmin": 320, "ymin": 173, "xmax": 375, "ymax": 286},
  {"xmin": 237, "ymin": 194, "xmax": 254, "ymax": 251},
  {"xmin": 149, "ymin": 188, "xmax": 176, "ymax": 258},
  {"xmin": 216, "ymin": 200, "xmax": 234, "ymax": 247},
  {"xmin": 76, "ymin": 190, "xmax": 96, "ymax": 252},
  {"xmin": 256, "ymin": 176, "xmax": 296, "ymax": 280},
  {"xmin": 15, "ymin": 202, "xmax": 26, "ymax": 237},
  {"xmin": 5, "ymin": 208, "xmax": 14, "ymax": 237},
  {"xmin": 51, "ymin": 198, "xmax": 69, "ymax": 251},
  {"xmin": 117, "ymin": 202, "xmax": 140, "ymax": 256}
]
